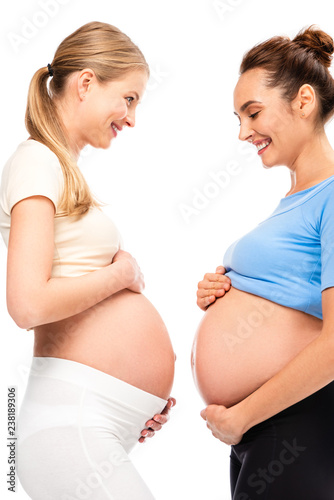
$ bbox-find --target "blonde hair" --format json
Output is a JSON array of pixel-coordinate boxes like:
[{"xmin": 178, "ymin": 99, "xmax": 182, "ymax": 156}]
[{"xmin": 25, "ymin": 21, "xmax": 150, "ymax": 217}]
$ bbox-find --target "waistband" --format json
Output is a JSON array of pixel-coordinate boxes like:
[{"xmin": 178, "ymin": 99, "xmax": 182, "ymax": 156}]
[
  {"xmin": 30, "ymin": 357, "xmax": 168, "ymax": 414},
  {"xmin": 239, "ymin": 380, "xmax": 334, "ymax": 443}
]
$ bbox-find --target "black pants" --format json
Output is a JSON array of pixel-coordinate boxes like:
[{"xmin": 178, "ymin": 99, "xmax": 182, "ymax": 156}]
[{"xmin": 230, "ymin": 381, "xmax": 334, "ymax": 500}]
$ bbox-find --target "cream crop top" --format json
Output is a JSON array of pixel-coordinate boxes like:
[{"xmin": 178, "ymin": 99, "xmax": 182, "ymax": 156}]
[{"xmin": 0, "ymin": 140, "xmax": 123, "ymax": 330}]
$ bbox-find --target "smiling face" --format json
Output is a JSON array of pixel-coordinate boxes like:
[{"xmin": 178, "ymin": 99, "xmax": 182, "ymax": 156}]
[
  {"xmin": 67, "ymin": 69, "xmax": 149, "ymax": 153},
  {"xmin": 233, "ymin": 68, "xmax": 307, "ymax": 169}
]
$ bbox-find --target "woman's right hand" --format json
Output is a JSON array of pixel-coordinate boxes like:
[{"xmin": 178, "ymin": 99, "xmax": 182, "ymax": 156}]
[
  {"xmin": 197, "ymin": 266, "xmax": 232, "ymax": 311},
  {"xmin": 111, "ymin": 249, "xmax": 145, "ymax": 293}
]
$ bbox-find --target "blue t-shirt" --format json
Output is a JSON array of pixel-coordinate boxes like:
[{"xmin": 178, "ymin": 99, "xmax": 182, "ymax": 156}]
[{"xmin": 223, "ymin": 175, "xmax": 334, "ymax": 320}]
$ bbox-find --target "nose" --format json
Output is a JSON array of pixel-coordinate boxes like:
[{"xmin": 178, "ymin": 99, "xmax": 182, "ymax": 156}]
[
  {"xmin": 238, "ymin": 119, "xmax": 253, "ymax": 142},
  {"xmin": 124, "ymin": 109, "xmax": 135, "ymax": 128}
]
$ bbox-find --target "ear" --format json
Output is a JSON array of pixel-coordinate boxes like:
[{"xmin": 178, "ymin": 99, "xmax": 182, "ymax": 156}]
[
  {"xmin": 291, "ymin": 84, "xmax": 317, "ymax": 118},
  {"xmin": 77, "ymin": 68, "xmax": 96, "ymax": 100}
]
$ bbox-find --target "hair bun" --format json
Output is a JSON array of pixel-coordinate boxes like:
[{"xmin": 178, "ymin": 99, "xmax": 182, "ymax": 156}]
[{"xmin": 293, "ymin": 25, "xmax": 334, "ymax": 68}]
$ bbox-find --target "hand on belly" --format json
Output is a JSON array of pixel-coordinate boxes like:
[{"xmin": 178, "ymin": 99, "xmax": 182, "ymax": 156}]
[
  {"xmin": 191, "ymin": 287, "xmax": 322, "ymax": 407},
  {"xmin": 34, "ymin": 289, "xmax": 175, "ymax": 400}
]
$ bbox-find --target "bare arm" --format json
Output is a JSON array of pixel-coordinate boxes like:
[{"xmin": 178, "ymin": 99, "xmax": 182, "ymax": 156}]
[
  {"xmin": 201, "ymin": 287, "xmax": 334, "ymax": 445},
  {"xmin": 6, "ymin": 196, "xmax": 142, "ymax": 329}
]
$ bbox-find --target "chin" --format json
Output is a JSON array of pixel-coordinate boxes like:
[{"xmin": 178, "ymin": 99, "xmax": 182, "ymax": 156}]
[
  {"xmin": 96, "ymin": 138, "xmax": 113, "ymax": 150},
  {"xmin": 101, "ymin": 142, "xmax": 112, "ymax": 150},
  {"xmin": 261, "ymin": 157, "xmax": 278, "ymax": 169}
]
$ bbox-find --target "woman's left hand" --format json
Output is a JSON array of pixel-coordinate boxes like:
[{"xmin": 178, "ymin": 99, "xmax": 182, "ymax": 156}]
[
  {"xmin": 139, "ymin": 397, "xmax": 176, "ymax": 443},
  {"xmin": 200, "ymin": 404, "xmax": 244, "ymax": 445}
]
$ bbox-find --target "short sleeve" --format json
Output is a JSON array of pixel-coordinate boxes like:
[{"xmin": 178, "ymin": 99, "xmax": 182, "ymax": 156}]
[
  {"xmin": 3, "ymin": 140, "xmax": 64, "ymax": 215},
  {"xmin": 320, "ymin": 187, "xmax": 334, "ymax": 292}
]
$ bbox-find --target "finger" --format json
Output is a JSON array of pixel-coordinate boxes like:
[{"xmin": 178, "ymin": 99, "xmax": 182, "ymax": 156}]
[
  {"xmin": 197, "ymin": 287, "xmax": 222, "ymax": 299},
  {"xmin": 167, "ymin": 397, "xmax": 176, "ymax": 408},
  {"xmin": 147, "ymin": 398, "xmax": 176, "ymax": 427},
  {"xmin": 160, "ymin": 398, "xmax": 175, "ymax": 414},
  {"xmin": 144, "ymin": 419, "xmax": 163, "ymax": 431},
  {"xmin": 197, "ymin": 288, "xmax": 228, "ymax": 302},
  {"xmin": 199, "ymin": 276, "xmax": 231, "ymax": 289},
  {"xmin": 198, "ymin": 295, "xmax": 217, "ymax": 310},
  {"xmin": 198, "ymin": 282, "xmax": 230, "ymax": 294},
  {"xmin": 200, "ymin": 409, "xmax": 207, "ymax": 420},
  {"xmin": 215, "ymin": 266, "xmax": 226, "ymax": 274},
  {"xmin": 197, "ymin": 290, "xmax": 225, "ymax": 304},
  {"xmin": 200, "ymin": 274, "xmax": 226, "ymax": 286},
  {"xmin": 140, "ymin": 429, "xmax": 155, "ymax": 439},
  {"xmin": 207, "ymin": 272, "xmax": 231, "ymax": 282},
  {"xmin": 197, "ymin": 296, "xmax": 215, "ymax": 310},
  {"xmin": 152, "ymin": 413, "xmax": 168, "ymax": 425},
  {"xmin": 159, "ymin": 405, "xmax": 172, "ymax": 416},
  {"xmin": 211, "ymin": 273, "xmax": 231, "ymax": 284},
  {"xmin": 138, "ymin": 436, "xmax": 146, "ymax": 443}
]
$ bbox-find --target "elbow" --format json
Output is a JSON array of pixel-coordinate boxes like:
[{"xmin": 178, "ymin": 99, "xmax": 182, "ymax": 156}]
[{"xmin": 7, "ymin": 297, "xmax": 40, "ymax": 330}]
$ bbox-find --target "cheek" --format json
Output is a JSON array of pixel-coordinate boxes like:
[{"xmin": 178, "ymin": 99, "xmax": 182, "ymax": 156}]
[
  {"xmin": 109, "ymin": 101, "xmax": 128, "ymax": 120},
  {"xmin": 262, "ymin": 115, "xmax": 290, "ymax": 142}
]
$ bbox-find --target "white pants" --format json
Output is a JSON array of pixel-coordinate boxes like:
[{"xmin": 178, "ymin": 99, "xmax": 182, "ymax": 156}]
[{"xmin": 17, "ymin": 357, "xmax": 168, "ymax": 500}]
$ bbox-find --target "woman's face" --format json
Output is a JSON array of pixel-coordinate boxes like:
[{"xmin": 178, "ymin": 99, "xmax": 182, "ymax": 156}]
[
  {"xmin": 76, "ymin": 69, "xmax": 148, "ymax": 151},
  {"xmin": 233, "ymin": 68, "xmax": 305, "ymax": 169}
]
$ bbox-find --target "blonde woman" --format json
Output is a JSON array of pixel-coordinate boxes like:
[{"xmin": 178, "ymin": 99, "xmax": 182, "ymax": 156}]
[{"xmin": 0, "ymin": 22, "xmax": 175, "ymax": 499}]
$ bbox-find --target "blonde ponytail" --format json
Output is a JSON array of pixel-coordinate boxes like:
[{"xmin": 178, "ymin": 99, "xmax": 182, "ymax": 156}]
[{"xmin": 25, "ymin": 22, "xmax": 150, "ymax": 217}]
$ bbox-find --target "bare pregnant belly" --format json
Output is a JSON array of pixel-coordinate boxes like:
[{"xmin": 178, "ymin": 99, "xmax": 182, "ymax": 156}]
[
  {"xmin": 191, "ymin": 287, "xmax": 322, "ymax": 407},
  {"xmin": 33, "ymin": 289, "xmax": 175, "ymax": 400}
]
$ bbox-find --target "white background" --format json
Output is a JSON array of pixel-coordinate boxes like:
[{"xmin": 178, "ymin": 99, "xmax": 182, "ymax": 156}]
[{"xmin": 1, "ymin": 0, "xmax": 334, "ymax": 499}]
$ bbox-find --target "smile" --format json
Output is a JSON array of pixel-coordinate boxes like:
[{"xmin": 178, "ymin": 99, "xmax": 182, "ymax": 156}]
[
  {"xmin": 255, "ymin": 138, "xmax": 272, "ymax": 155},
  {"xmin": 111, "ymin": 123, "xmax": 118, "ymax": 137}
]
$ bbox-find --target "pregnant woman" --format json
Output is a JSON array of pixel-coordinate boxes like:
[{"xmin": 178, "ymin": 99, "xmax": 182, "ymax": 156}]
[
  {"xmin": 0, "ymin": 22, "xmax": 175, "ymax": 499},
  {"xmin": 192, "ymin": 25, "xmax": 334, "ymax": 500}
]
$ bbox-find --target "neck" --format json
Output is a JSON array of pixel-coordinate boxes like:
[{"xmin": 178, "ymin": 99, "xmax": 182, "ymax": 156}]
[
  {"xmin": 54, "ymin": 96, "xmax": 86, "ymax": 161},
  {"xmin": 286, "ymin": 130, "xmax": 334, "ymax": 196}
]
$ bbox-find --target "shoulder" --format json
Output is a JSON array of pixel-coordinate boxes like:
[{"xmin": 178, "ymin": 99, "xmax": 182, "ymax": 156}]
[
  {"xmin": 319, "ymin": 177, "xmax": 334, "ymax": 210},
  {"xmin": 0, "ymin": 140, "xmax": 64, "ymax": 216},
  {"xmin": 316, "ymin": 177, "xmax": 334, "ymax": 236},
  {"xmin": 1, "ymin": 139, "xmax": 64, "ymax": 188},
  {"xmin": 301, "ymin": 175, "xmax": 334, "ymax": 208},
  {"xmin": 294, "ymin": 176, "xmax": 334, "ymax": 235},
  {"xmin": 6, "ymin": 139, "xmax": 61, "ymax": 173}
]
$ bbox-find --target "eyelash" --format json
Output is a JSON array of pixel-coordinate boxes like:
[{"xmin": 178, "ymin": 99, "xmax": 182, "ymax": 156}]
[{"xmin": 237, "ymin": 111, "xmax": 261, "ymax": 126}]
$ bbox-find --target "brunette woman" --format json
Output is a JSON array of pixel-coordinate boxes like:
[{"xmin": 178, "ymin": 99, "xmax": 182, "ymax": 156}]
[{"xmin": 192, "ymin": 25, "xmax": 334, "ymax": 500}]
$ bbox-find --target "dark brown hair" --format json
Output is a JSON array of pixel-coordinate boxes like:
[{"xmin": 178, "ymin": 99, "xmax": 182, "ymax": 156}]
[{"xmin": 240, "ymin": 25, "xmax": 334, "ymax": 125}]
